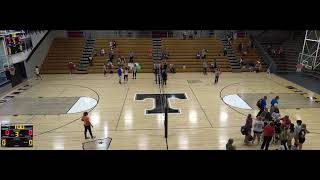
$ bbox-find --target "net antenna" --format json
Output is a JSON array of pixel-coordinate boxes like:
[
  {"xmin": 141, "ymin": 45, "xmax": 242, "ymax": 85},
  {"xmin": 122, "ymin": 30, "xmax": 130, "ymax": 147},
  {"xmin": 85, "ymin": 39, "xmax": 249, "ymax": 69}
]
[{"xmin": 157, "ymin": 64, "xmax": 168, "ymax": 139}]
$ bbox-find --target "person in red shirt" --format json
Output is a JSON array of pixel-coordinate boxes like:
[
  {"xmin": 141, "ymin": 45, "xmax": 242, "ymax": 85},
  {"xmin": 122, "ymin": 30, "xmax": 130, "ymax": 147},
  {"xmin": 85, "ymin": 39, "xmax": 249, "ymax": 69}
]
[
  {"xmin": 280, "ymin": 115, "xmax": 291, "ymax": 128},
  {"xmin": 68, "ymin": 61, "xmax": 75, "ymax": 75},
  {"xmin": 81, "ymin": 112, "xmax": 95, "ymax": 139},
  {"xmin": 261, "ymin": 122, "xmax": 275, "ymax": 150}
]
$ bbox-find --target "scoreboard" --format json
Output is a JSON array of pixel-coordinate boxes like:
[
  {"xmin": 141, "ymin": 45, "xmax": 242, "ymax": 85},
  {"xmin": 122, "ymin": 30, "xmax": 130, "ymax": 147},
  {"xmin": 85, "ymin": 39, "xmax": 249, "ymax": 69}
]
[{"xmin": 1, "ymin": 124, "xmax": 33, "ymax": 147}]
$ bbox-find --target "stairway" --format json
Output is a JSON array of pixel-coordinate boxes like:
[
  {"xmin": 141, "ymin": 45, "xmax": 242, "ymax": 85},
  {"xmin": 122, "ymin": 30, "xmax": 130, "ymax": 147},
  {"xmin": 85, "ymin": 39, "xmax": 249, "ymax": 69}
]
[
  {"xmin": 221, "ymin": 38, "xmax": 241, "ymax": 72},
  {"xmin": 77, "ymin": 38, "xmax": 95, "ymax": 73},
  {"xmin": 152, "ymin": 38, "xmax": 162, "ymax": 62},
  {"xmin": 258, "ymin": 31, "xmax": 305, "ymax": 73}
]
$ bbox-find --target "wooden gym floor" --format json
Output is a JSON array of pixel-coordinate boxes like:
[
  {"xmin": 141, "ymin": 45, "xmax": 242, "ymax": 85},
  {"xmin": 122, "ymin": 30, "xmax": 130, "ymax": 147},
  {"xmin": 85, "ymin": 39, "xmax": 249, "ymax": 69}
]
[{"xmin": 0, "ymin": 72, "xmax": 320, "ymax": 150}]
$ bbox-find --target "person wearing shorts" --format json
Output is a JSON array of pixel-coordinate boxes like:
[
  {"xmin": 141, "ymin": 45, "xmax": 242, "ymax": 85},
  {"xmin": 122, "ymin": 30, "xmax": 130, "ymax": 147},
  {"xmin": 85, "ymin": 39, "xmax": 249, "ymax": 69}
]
[
  {"xmin": 117, "ymin": 67, "xmax": 123, "ymax": 84},
  {"xmin": 124, "ymin": 67, "xmax": 129, "ymax": 82},
  {"xmin": 252, "ymin": 116, "xmax": 264, "ymax": 144}
]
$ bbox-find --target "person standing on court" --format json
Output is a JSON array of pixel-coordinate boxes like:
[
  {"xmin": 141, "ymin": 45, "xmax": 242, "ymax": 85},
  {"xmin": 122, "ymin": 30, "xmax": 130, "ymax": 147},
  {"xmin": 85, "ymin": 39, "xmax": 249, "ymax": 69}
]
[
  {"xmin": 132, "ymin": 64, "xmax": 137, "ymax": 79},
  {"xmin": 35, "ymin": 66, "xmax": 42, "ymax": 80},
  {"xmin": 271, "ymin": 96, "xmax": 279, "ymax": 107},
  {"xmin": 81, "ymin": 112, "xmax": 95, "ymax": 139},
  {"xmin": 261, "ymin": 122, "xmax": 274, "ymax": 150},
  {"xmin": 117, "ymin": 67, "xmax": 123, "ymax": 84},
  {"xmin": 256, "ymin": 96, "xmax": 267, "ymax": 117},
  {"xmin": 124, "ymin": 66, "xmax": 129, "ymax": 83},
  {"xmin": 103, "ymin": 63, "xmax": 107, "ymax": 77},
  {"xmin": 162, "ymin": 69, "xmax": 167, "ymax": 86},
  {"xmin": 214, "ymin": 67, "xmax": 221, "ymax": 84}
]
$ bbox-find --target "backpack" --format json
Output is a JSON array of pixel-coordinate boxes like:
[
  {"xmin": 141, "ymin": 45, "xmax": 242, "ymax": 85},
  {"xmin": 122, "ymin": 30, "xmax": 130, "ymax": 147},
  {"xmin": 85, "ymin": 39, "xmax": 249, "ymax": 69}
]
[
  {"xmin": 241, "ymin": 126, "xmax": 246, "ymax": 135},
  {"xmin": 299, "ymin": 129, "xmax": 306, "ymax": 139},
  {"xmin": 256, "ymin": 99, "xmax": 262, "ymax": 107}
]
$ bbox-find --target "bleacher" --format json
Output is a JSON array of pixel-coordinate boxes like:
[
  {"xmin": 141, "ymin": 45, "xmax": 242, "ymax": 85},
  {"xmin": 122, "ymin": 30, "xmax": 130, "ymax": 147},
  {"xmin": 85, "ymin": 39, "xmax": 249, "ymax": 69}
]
[
  {"xmin": 231, "ymin": 37, "xmax": 267, "ymax": 72},
  {"xmin": 161, "ymin": 38, "xmax": 231, "ymax": 72},
  {"xmin": 88, "ymin": 38, "xmax": 153, "ymax": 73},
  {"xmin": 41, "ymin": 38, "xmax": 85, "ymax": 74}
]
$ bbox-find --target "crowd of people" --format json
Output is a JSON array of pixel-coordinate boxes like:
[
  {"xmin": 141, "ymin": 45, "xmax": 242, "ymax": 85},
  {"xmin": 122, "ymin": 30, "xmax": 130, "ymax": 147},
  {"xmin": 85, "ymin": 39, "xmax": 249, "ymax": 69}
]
[
  {"xmin": 227, "ymin": 95, "xmax": 310, "ymax": 150},
  {"xmin": 240, "ymin": 56, "xmax": 262, "ymax": 72},
  {"xmin": 267, "ymin": 45, "xmax": 284, "ymax": 58}
]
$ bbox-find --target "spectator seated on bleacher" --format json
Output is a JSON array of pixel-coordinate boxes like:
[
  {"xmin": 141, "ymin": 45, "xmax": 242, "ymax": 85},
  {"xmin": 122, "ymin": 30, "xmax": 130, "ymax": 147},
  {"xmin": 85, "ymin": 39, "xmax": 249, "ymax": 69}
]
[
  {"xmin": 196, "ymin": 51, "xmax": 201, "ymax": 59},
  {"xmin": 88, "ymin": 56, "xmax": 93, "ymax": 66},
  {"xmin": 248, "ymin": 62, "xmax": 255, "ymax": 72},
  {"xmin": 100, "ymin": 48, "xmax": 105, "ymax": 56},
  {"xmin": 113, "ymin": 40, "xmax": 117, "ymax": 48},
  {"xmin": 183, "ymin": 31, "xmax": 187, "ymax": 40},
  {"xmin": 278, "ymin": 47, "xmax": 284, "ymax": 57},
  {"xmin": 169, "ymin": 64, "xmax": 176, "ymax": 73},
  {"xmin": 240, "ymin": 56, "xmax": 246, "ymax": 67},
  {"xmin": 255, "ymin": 61, "xmax": 261, "ymax": 73},
  {"xmin": 109, "ymin": 51, "xmax": 114, "ymax": 62},
  {"xmin": 201, "ymin": 49, "xmax": 208, "ymax": 59}
]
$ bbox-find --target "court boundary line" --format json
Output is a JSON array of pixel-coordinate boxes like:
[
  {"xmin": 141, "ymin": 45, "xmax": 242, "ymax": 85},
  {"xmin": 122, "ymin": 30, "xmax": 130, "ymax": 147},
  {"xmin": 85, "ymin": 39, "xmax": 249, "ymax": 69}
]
[
  {"xmin": 115, "ymin": 87, "xmax": 130, "ymax": 130},
  {"xmin": 188, "ymin": 84, "xmax": 213, "ymax": 128}
]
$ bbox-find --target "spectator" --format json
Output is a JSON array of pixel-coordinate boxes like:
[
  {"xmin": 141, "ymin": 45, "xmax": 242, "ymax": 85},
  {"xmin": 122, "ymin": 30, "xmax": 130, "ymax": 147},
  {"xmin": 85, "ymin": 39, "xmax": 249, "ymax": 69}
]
[
  {"xmin": 271, "ymin": 96, "xmax": 280, "ymax": 107},
  {"xmin": 183, "ymin": 31, "xmax": 187, "ymax": 40},
  {"xmin": 68, "ymin": 62, "xmax": 75, "ymax": 75},
  {"xmin": 132, "ymin": 63, "xmax": 137, "ymax": 79},
  {"xmin": 117, "ymin": 67, "xmax": 123, "ymax": 84},
  {"xmin": 280, "ymin": 115, "xmax": 291, "ymax": 128},
  {"xmin": 244, "ymin": 114, "xmax": 253, "ymax": 144},
  {"xmin": 298, "ymin": 124, "xmax": 309, "ymax": 150},
  {"xmin": 109, "ymin": 51, "xmax": 114, "ymax": 63},
  {"xmin": 256, "ymin": 96, "xmax": 267, "ymax": 117},
  {"xmin": 214, "ymin": 67, "xmax": 221, "ymax": 84},
  {"xmin": 169, "ymin": 64, "xmax": 176, "ymax": 73},
  {"xmin": 103, "ymin": 63, "xmax": 107, "ymax": 77},
  {"xmin": 255, "ymin": 61, "xmax": 261, "ymax": 73},
  {"xmin": 211, "ymin": 59, "xmax": 217, "ymax": 72},
  {"xmin": 226, "ymin": 138, "xmax": 236, "ymax": 150},
  {"xmin": 203, "ymin": 60, "xmax": 208, "ymax": 75},
  {"xmin": 279, "ymin": 47, "xmax": 284, "ymax": 57},
  {"xmin": 252, "ymin": 116, "xmax": 264, "ymax": 144},
  {"xmin": 280, "ymin": 125, "xmax": 289, "ymax": 150},
  {"xmin": 202, "ymin": 49, "xmax": 207, "ymax": 59},
  {"xmin": 163, "ymin": 61, "xmax": 168, "ymax": 71},
  {"xmin": 223, "ymin": 47, "xmax": 227, "ymax": 56},
  {"xmin": 100, "ymin": 48, "xmax": 105, "ymax": 56},
  {"xmin": 273, "ymin": 120, "xmax": 281, "ymax": 143},
  {"xmin": 109, "ymin": 41, "xmax": 113, "ymax": 50},
  {"xmin": 88, "ymin": 56, "xmax": 93, "ymax": 66},
  {"xmin": 34, "ymin": 66, "xmax": 42, "ymax": 80},
  {"xmin": 196, "ymin": 51, "xmax": 201, "ymax": 59},
  {"xmin": 113, "ymin": 40, "xmax": 117, "ymax": 48},
  {"xmin": 261, "ymin": 122, "xmax": 274, "ymax": 150},
  {"xmin": 294, "ymin": 120, "xmax": 303, "ymax": 146},
  {"xmin": 240, "ymin": 56, "xmax": 245, "ymax": 67},
  {"xmin": 271, "ymin": 105, "xmax": 281, "ymax": 121},
  {"xmin": 129, "ymin": 51, "xmax": 134, "ymax": 63},
  {"xmin": 124, "ymin": 67, "xmax": 129, "ymax": 83},
  {"xmin": 288, "ymin": 123, "xmax": 295, "ymax": 149},
  {"xmin": 264, "ymin": 108, "xmax": 273, "ymax": 122},
  {"xmin": 162, "ymin": 70, "xmax": 167, "ymax": 86}
]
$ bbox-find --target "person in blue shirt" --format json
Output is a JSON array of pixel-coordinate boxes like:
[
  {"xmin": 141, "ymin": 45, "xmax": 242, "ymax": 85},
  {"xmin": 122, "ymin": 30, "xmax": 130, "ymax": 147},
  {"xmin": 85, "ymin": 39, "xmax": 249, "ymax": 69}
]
[
  {"xmin": 257, "ymin": 96, "xmax": 267, "ymax": 117},
  {"xmin": 117, "ymin": 67, "xmax": 123, "ymax": 84},
  {"xmin": 271, "ymin": 96, "xmax": 279, "ymax": 107}
]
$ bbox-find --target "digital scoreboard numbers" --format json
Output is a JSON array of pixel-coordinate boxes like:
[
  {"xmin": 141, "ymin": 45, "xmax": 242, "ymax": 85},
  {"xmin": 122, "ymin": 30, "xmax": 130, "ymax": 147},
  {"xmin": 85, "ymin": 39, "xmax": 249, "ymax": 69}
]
[{"xmin": 1, "ymin": 124, "xmax": 33, "ymax": 147}]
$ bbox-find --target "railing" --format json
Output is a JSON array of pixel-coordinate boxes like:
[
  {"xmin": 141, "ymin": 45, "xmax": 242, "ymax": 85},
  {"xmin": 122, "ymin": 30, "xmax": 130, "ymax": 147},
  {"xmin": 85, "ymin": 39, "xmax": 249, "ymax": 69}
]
[
  {"xmin": 82, "ymin": 30, "xmax": 217, "ymax": 39},
  {"xmin": 250, "ymin": 35, "xmax": 277, "ymax": 73},
  {"xmin": 26, "ymin": 30, "xmax": 50, "ymax": 62}
]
